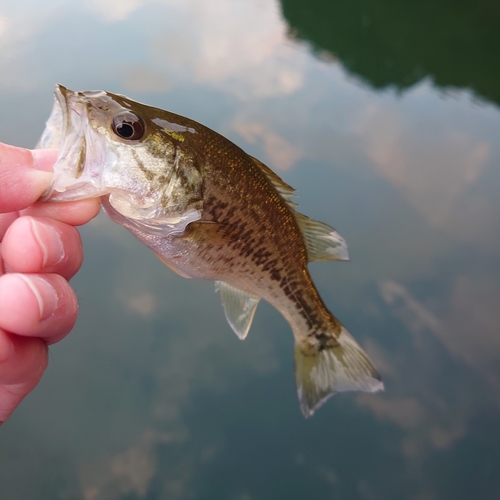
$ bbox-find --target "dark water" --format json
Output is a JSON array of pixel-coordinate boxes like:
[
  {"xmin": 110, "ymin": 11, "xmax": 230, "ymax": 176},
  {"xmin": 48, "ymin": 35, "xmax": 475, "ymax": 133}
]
[{"xmin": 1, "ymin": 1, "xmax": 500, "ymax": 498}]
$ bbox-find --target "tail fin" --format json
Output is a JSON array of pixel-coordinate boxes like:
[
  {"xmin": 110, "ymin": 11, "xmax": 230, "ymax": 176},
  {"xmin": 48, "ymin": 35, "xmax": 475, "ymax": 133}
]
[{"xmin": 295, "ymin": 326, "xmax": 383, "ymax": 418}]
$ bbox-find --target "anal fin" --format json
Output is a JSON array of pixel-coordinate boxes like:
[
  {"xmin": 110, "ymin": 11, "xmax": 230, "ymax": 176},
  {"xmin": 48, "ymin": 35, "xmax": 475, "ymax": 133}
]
[{"xmin": 215, "ymin": 281, "xmax": 260, "ymax": 340}]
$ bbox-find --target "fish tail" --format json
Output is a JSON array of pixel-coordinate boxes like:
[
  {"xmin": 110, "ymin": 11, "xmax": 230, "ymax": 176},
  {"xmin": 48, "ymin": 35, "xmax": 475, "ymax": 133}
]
[{"xmin": 294, "ymin": 325, "xmax": 383, "ymax": 418}]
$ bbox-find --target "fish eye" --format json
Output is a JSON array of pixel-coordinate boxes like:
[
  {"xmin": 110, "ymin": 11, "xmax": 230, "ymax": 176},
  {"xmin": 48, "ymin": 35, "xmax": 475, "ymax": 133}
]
[{"xmin": 112, "ymin": 112, "xmax": 145, "ymax": 141}]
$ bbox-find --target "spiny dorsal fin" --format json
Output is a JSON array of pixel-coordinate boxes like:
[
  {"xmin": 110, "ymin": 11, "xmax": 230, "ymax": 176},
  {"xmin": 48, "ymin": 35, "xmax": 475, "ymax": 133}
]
[
  {"xmin": 250, "ymin": 156, "xmax": 348, "ymax": 262},
  {"xmin": 295, "ymin": 212, "xmax": 349, "ymax": 262},
  {"xmin": 215, "ymin": 281, "xmax": 260, "ymax": 340},
  {"xmin": 250, "ymin": 156, "xmax": 297, "ymax": 205}
]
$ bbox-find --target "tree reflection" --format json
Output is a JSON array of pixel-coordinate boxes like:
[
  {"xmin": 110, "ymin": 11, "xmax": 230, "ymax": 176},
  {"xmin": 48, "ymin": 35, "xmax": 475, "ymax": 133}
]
[{"xmin": 281, "ymin": 0, "xmax": 500, "ymax": 106}]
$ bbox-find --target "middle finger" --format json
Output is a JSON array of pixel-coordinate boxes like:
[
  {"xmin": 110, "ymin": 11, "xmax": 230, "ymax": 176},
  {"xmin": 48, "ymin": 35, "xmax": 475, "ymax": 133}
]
[{"xmin": 1, "ymin": 216, "xmax": 84, "ymax": 279}]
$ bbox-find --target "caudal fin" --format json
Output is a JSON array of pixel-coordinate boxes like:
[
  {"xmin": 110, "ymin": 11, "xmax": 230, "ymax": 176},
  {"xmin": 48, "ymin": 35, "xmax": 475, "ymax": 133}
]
[{"xmin": 294, "ymin": 326, "xmax": 383, "ymax": 418}]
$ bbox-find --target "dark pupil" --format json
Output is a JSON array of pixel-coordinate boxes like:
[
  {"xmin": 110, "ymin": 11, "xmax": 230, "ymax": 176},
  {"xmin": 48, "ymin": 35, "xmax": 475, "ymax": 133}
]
[
  {"xmin": 112, "ymin": 113, "xmax": 145, "ymax": 140},
  {"xmin": 116, "ymin": 122, "xmax": 134, "ymax": 138}
]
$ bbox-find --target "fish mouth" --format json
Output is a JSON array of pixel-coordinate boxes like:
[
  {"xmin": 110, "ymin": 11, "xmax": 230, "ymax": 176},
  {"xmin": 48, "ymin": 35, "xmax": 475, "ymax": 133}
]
[
  {"xmin": 38, "ymin": 84, "xmax": 106, "ymax": 202},
  {"xmin": 37, "ymin": 85, "xmax": 200, "ymax": 225}
]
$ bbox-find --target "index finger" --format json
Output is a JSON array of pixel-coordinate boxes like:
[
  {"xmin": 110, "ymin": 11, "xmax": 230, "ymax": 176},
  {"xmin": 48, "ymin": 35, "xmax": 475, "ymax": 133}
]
[{"xmin": 0, "ymin": 143, "xmax": 58, "ymax": 213}]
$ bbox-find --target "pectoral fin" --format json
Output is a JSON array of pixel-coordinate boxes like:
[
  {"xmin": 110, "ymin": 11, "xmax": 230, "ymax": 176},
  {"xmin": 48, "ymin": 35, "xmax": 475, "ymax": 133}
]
[{"xmin": 215, "ymin": 281, "xmax": 260, "ymax": 340}]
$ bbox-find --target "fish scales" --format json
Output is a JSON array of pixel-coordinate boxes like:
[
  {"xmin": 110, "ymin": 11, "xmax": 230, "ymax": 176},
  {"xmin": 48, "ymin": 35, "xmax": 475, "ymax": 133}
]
[
  {"xmin": 161, "ymin": 127, "xmax": 336, "ymax": 337},
  {"xmin": 177, "ymin": 136, "xmax": 334, "ymax": 339},
  {"xmin": 37, "ymin": 84, "xmax": 384, "ymax": 417}
]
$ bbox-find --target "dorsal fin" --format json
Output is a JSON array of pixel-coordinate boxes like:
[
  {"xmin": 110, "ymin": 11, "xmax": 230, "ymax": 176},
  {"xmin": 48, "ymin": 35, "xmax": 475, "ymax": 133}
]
[
  {"xmin": 250, "ymin": 156, "xmax": 349, "ymax": 262},
  {"xmin": 295, "ymin": 212, "xmax": 349, "ymax": 262},
  {"xmin": 215, "ymin": 281, "xmax": 260, "ymax": 340},
  {"xmin": 250, "ymin": 156, "xmax": 297, "ymax": 206}
]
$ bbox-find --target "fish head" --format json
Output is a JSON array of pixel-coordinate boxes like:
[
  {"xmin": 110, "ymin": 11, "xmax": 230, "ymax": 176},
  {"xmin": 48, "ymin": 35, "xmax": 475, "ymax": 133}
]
[{"xmin": 38, "ymin": 84, "xmax": 203, "ymax": 227}]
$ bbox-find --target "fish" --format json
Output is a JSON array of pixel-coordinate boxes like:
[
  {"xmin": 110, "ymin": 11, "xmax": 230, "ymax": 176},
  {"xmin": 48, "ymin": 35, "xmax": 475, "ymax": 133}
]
[{"xmin": 38, "ymin": 84, "xmax": 383, "ymax": 417}]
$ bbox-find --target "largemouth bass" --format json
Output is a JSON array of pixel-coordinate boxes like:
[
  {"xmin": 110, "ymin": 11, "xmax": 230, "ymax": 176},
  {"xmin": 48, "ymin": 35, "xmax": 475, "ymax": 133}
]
[{"xmin": 38, "ymin": 85, "xmax": 383, "ymax": 417}]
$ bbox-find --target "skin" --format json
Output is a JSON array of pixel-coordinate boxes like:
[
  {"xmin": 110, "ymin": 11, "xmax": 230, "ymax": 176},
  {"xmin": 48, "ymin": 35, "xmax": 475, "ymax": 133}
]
[{"xmin": 0, "ymin": 142, "xmax": 100, "ymax": 424}]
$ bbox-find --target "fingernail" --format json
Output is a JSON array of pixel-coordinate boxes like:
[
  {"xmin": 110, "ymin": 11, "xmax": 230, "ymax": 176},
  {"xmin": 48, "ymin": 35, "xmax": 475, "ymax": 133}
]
[
  {"xmin": 29, "ymin": 217, "xmax": 65, "ymax": 268},
  {"xmin": 17, "ymin": 275, "xmax": 59, "ymax": 321},
  {"xmin": 32, "ymin": 148, "xmax": 58, "ymax": 172}
]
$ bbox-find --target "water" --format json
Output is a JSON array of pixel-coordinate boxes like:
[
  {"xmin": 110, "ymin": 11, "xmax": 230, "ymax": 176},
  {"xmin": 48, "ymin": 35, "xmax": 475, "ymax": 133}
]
[{"xmin": 1, "ymin": 0, "xmax": 499, "ymax": 498}]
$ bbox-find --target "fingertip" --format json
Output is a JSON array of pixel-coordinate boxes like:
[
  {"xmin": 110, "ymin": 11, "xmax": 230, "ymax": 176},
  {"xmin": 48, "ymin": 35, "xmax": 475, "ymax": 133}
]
[
  {"xmin": 31, "ymin": 148, "xmax": 59, "ymax": 172},
  {"xmin": 3, "ymin": 216, "xmax": 85, "ymax": 279},
  {"xmin": 0, "ymin": 144, "xmax": 54, "ymax": 212},
  {"xmin": 28, "ymin": 217, "xmax": 65, "ymax": 269},
  {"xmin": 0, "ymin": 274, "xmax": 49, "ymax": 333},
  {"xmin": 0, "ymin": 273, "xmax": 77, "ymax": 341},
  {"xmin": 17, "ymin": 274, "xmax": 59, "ymax": 322},
  {"xmin": 21, "ymin": 198, "xmax": 102, "ymax": 227},
  {"xmin": 86, "ymin": 197, "xmax": 102, "ymax": 222},
  {"xmin": 53, "ymin": 198, "xmax": 102, "ymax": 226}
]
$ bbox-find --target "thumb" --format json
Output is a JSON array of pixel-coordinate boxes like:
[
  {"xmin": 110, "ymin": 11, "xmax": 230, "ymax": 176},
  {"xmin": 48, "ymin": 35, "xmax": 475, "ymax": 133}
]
[{"xmin": 0, "ymin": 143, "xmax": 58, "ymax": 213}]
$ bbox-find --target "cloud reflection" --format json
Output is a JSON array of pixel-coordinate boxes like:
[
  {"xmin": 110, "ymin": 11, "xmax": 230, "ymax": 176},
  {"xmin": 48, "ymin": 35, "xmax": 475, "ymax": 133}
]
[
  {"xmin": 0, "ymin": 0, "xmax": 499, "ymax": 498},
  {"xmin": 365, "ymin": 120, "xmax": 490, "ymax": 228},
  {"xmin": 381, "ymin": 279, "xmax": 500, "ymax": 395},
  {"xmin": 144, "ymin": 0, "xmax": 305, "ymax": 99},
  {"xmin": 81, "ymin": 429, "xmax": 174, "ymax": 499},
  {"xmin": 232, "ymin": 117, "xmax": 302, "ymax": 170},
  {"xmin": 84, "ymin": 0, "xmax": 156, "ymax": 22},
  {"xmin": 0, "ymin": 0, "xmax": 307, "ymax": 101},
  {"xmin": 356, "ymin": 276, "xmax": 500, "ymax": 471}
]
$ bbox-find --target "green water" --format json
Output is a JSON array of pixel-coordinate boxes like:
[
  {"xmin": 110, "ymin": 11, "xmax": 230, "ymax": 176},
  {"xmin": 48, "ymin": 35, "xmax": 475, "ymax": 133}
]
[{"xmin": 1, "ymin": 0, "xmax": 499, "ymax": 498}]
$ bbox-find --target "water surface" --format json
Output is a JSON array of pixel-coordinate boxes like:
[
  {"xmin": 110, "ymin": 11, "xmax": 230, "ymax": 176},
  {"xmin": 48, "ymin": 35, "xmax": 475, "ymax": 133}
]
[{"xmin": 1, "ymin": 0, "xmax": 499, "ymax": 498}]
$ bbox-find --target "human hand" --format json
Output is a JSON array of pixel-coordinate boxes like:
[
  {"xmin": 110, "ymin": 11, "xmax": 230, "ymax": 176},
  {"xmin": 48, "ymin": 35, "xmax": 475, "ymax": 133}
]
[{"xmin": 0, "ymin": 142, "xmax": 100, "ymax": 424}]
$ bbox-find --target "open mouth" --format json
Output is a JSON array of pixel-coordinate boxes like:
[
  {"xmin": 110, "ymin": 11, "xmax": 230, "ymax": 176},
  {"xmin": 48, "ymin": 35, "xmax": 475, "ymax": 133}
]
[
  {"xmin": 38, "ymin": 85, "xmax": 102, "ymax": 202},
  {"xmin": 36, "ymin": 85, "xmax": 200, "ymax": 225}
]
